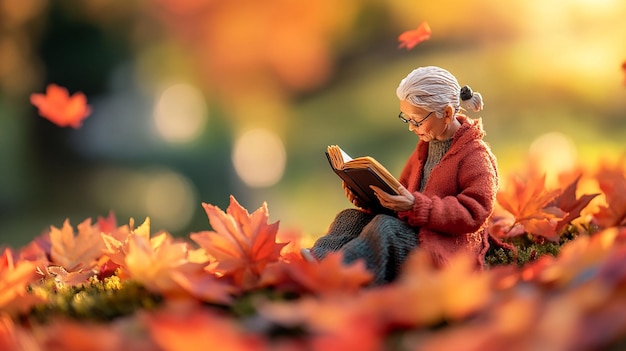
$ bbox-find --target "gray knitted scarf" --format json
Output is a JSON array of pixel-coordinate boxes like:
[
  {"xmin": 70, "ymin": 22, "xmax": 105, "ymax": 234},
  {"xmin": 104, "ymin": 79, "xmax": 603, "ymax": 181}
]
[{"xmin": 419, "ymin": 138, "xmax": 453, "ymax": 192}]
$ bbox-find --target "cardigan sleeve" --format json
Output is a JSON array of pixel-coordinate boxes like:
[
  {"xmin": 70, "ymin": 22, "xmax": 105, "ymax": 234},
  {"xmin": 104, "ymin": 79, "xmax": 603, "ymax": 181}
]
[
  {"xmin": 398, "ymin": 147, "xmax": 421, "ymax": 188},
  {"xmin": 399, "ymin": 142, "xmax": 498, "ymax": 234}
]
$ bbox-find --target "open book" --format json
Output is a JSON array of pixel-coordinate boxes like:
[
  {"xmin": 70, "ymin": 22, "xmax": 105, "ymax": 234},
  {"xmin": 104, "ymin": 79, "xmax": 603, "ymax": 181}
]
[{"xmin": 325, "ymin": 145, "xmax": 402, "ymax": 213}]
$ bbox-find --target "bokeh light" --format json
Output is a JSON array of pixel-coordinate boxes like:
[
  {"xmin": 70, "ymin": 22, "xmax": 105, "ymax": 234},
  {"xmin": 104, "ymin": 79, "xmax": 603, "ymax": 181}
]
[
  {"xmin": 144, "ymin": 170, "xmax": 196, "ymax": 232},
  {"xmin": 88, "ymin": 167, "xmax": 196, "ymax": 232},
  {"xmin": 232, "ymin": 128, "xmax": 286, "ymax": 188},
  {"xmin": 153, "ymin": 83, "xmax": 208, "ymax": 144},
  {"xmin": 528, "ymin": 132, "xmax": 578, "ymax": 187}
]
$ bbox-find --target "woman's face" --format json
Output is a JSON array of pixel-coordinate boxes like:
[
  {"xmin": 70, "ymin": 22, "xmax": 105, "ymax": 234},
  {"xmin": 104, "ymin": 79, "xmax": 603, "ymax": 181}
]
[{"xmin": 399, "ymin": 100, "xmax": 448, "ymax": 142}]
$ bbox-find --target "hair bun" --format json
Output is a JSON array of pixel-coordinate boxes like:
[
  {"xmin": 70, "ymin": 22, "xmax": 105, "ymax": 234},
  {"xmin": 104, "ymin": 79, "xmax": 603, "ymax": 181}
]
[{"xmin": 460, "ymin": 85, "xmax": 473, "ymax": 101}]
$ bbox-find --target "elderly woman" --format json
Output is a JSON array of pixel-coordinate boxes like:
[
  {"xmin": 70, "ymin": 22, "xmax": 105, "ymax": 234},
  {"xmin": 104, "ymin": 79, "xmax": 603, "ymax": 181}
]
[{"xmin": 303, "ymin": 66, "xmax": 499, "ymax": 285}]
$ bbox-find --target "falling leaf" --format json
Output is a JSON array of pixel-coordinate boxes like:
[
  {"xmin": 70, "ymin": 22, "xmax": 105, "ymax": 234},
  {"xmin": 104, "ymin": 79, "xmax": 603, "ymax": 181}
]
[
  {"xmin": 191, "ymin": 195, "xmax": 287, "ymax": 289},
  {"xmin": 496, "ymin": 174, "xmax": 566, "ymax": 241},
  {"xmin": 398, "ymin": 22, "xmax": 431, "ymax": 50},
  {"xmin": 622, "ymin": 60, "xmax": 626, "ymax": 86},
  {"xmin": 30, "ymin": 83, "xmax": 92, "ymax": 128}
]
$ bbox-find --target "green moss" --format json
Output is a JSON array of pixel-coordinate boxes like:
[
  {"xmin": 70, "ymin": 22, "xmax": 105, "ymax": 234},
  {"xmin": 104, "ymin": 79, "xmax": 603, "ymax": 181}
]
[
  {"xmin": 485, "ymin": 224, "xmax": 584, "ymax": 268},
  {"xmin": 28, "ymin": 275, "xmax": 163, "ymax": 322}
]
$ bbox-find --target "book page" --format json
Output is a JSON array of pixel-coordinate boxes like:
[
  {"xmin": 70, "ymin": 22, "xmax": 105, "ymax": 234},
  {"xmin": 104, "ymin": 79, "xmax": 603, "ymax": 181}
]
[
  {"xmin": 339, "ymin": 147, "xmax": 352, "ymax": 163},
  {"xmin": 327, "ymin": 145, "xmax": 353, "ymax": 169}
]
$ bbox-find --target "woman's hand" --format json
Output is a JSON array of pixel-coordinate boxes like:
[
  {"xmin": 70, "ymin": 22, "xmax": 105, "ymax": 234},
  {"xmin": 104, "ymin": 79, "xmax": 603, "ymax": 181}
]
[
  {"xmin": 342, "ymin": 181, "xmax": 368, "ymax": 209},
  {"xmin": 371, "ymin": 185, "xmax": 415, "ymax": 212}
]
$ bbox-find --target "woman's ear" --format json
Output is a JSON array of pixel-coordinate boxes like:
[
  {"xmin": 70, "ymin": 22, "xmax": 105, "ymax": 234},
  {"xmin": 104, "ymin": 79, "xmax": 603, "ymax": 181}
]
[{"xmin": 443, "ymin": 105, "xmax": 454, "ymax": 122}]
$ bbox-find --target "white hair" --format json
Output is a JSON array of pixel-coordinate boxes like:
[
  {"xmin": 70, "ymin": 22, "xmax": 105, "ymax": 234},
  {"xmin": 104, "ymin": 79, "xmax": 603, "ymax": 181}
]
[{"xmin": 396, "ymin": 66, "xmax": 484, "ymax": 118}]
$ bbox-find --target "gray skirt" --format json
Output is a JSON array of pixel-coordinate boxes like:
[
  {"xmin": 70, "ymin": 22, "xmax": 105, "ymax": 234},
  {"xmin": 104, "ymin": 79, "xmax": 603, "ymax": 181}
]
[{"xmin": 310, "ymin": 208, "xmax": 418, "ymax": 286}]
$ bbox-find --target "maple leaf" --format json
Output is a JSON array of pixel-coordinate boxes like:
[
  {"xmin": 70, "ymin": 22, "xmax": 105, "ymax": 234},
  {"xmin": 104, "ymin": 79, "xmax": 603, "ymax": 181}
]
[
  {"xmin": 535, "ymin": 227, "xmax": 620, "ymax": 287},
  {"xmin": 143, "ymin": 301, "xmax": 266, "ymax": 351},
  {"xmin": 49, "ymin": 218, "xmax": 105, "ymax": 273},
  {"xmin": 46, "ymin": 266, "xmax": 95, "ymax": 287},
  {"xmin": 550, "ymin": 174, "xmax": 599, "ymax": 233},
  {"xmin": 0, "ymin": 248, "xmax": 45, "ymax": 316},
  {"xmin": 592, "ymin": 161, "xmax": 626, "ymax": 228},
  {"xmin": 30, "ymin": 83, "xmax": 92, "ymax": 128},
  {"xmin": 96, "ymin": 211, "xmax": 131, "ymax": 242},
  {"xmin": 622, "ymin": 60, "xmax": 626, "ymax": 86},
  {"xmin": 34, "ymin": 317, "xmax": 124, "ymax": 351},
  {"xmin": 398, "ymin": 22, "xmax": 431, "ymax": 50},
  {"xmin": 383, "ymin": 249, "xmax": 493, "ymax": 326},
  {"xmin": 120, "ymin": 221, "xmax": 207, "ymax": 296},
  {"xmin": 279, "ymin": 252, "xmax": 373, "ymax": 295},
  {"xmin": 259, "ymin": 295, "xmax": 385, "ymax": 351},
  {"xmin": 496, "ymin": 173, "xmax": 566, "ymax": 241},
  {"xmin": 0, "ymin": 314, "xmax": 39, "ymax": 351},
  {"xmin": 101, "ymin": 217, "xmax": 229, "ymax": 302},
  {"xmin": 191, "ymin": 195, "xmax": 287, "ymax": 289},
  {"xmin": 101, "ymin": 217, "xmax": 143, "ymax": 269}
]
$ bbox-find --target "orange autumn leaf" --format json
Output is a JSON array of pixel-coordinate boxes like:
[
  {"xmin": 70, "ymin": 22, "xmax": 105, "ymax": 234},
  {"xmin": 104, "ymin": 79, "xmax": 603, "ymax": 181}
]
[
  {"xmin": 550, "ymin": 174, "xmax": 599, "ymax": 233},
  {"xmin": 496, "ymin": 173, "xmax": 566, "ymax": 241},
  {"xmin": 0, "ymin": 314, "xmax": 38, "ymax": 351},
  {"xmin": 622, "ymin": 60, "xmax": 626, "ymax": 86},
  {"xmin": 121, "ymin": 219, "xmax": 208, "ymax": 296},
  {"xmin": 593, "ymin": 161, "xmax": 626, "ymax": 228},
  {"xmin": 259, "ymin": 295, "xmax": 385, "ymax": 351},
  {"xmin": 383, "ymin": 250, "xmax": 493, "ymax": 326},
  {"xmin": 49, "ymin": 218, "xmax": 105, "ymax": 274},
  {"xmin": 101, "ymin": 217, "xmax": 229, "ymax": 302},
  {"xmin": 535, "ymin": 227, "xmax": 620, "ymax": 287},
  {"xmin": 30, "ymin": 83, "xmax": 92, "ymax": 128},
  {"xmin": 280, "ymin": 252, "xmax": 373, "ymax": 296},
  {"xmin": 101, "ymin": 217, "xmax": 145, "ymax": 269},
  {"xmin": 35, "ymin": 318, "xmax": 124, "ymax": 351},
  {"xmin": 0, "ymin": 248, "xmax": 44, "ymax": 316},
  {"xmin": 191, "ymin": 195, "xmax": 287, "ymax": 289},
  {"xmin": 398, "ymin": 22, "xmax": 431, "ymax": 50},
  {"xmin": 144, "ymin": 301, "xmax": 265, "ymax": 351}
]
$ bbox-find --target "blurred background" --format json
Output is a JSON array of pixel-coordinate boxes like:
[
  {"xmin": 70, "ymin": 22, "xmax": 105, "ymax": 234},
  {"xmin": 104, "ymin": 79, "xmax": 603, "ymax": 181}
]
[{"xmin": 1, "ymin": 0, "xmax": 625, "ymax": 248}]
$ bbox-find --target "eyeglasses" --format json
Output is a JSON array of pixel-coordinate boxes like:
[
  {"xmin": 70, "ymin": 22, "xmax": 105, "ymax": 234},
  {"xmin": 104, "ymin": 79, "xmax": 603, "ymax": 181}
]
[{"xmin": 398, "ymin": 111, "xmax": 433, "ymax": 127}]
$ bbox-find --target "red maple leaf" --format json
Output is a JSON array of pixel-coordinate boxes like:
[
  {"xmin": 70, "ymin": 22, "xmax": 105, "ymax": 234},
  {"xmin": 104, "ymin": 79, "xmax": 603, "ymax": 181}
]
[
  {"xmin": 496, "ymin": 173, "xmax": 566, "ymax": 241},
  {"xmin": 30, "ymin": 83, "xmax": 91, "ymax": 128},
  {"xmin": 398, "ymin": 22, "xmax": 431, "ymax": 50},
  {"xmin": 550, "ymin": 174, "xmax": 599, "ymax": 233},
  {"xmin": 191, "ymin": 196, "xmax": 287, "ymax": 289},
  {"xmin": 593, "ymin": 161, "xmax": 626, "ymax": 228}
]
